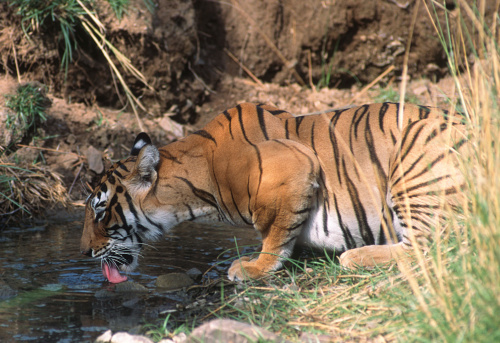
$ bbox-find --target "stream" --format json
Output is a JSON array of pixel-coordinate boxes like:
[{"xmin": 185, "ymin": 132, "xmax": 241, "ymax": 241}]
[{"xmin": 0, "ymin": 212, "xmax": 259, "ymax": 342}]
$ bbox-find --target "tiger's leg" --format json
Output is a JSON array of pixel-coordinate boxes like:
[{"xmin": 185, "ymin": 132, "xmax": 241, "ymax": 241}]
[
  {"xmin": 339, "ymin": 119, "xmax": 466, "ymax": 269},
  {"xmin": 228, "ymin": 140, "xmax": 322, "ymax": 281}
]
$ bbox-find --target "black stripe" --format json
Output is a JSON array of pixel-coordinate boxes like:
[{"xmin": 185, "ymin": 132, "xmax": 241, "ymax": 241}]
[
  {"xmin": 310, "ymin": 121, "xmax": 316, "ymax": 153},
  {"xmin": 379, "ymin": 103, "xmax": 389, "ymax": 133},
  {"xmin": 452, "ymin": 138, "xmax": 468, "ymax": 151},
  {"xmin": 328, "ymin": 116, "xmax": 342, "ymax": 185},
  {"xmin": 269, "ymin": 109, "xmax": 288, "ymax": 116},
  {"xmin": 256, "ymin": 105, "xmax": 269, "ymax": 140},
  {"xmin": 352, "ymin": 105, "xmax": 369, "ymax": 139},
  {"xmin": 342, "ymin": 159, "xmax": 375, "ymax": 245},
  {"xmin": 364, "ymin": 112, "xmax": 388, "ymax": 192},
  {"xmin": 237, "ymin": 104, "xmax": 254, "ymax": 146},
  {"xmin": 193, "ymin": 130, "xmax": 217, "ymax": 146},
  {"xmin": 286, "ymin": 218, "xmax": 308, "ymax": 231},
  {"xmin": 175, "ymin": 176, "xmax": 219, "ymax": 210},
  {"xmin": 393, "ymin": 175, "xmax": 452, "ymax": 198},
  {"xmin": 378, "ymin": 223, "xmax": 387, "ymax": 245},
  {"xmin": 277, "ymin": 235, "xmax": 298, "ymax": 248},
  {"xmin": 231, "ymin": 191, "xmax": 252, "ymax": 225},
  {"xmin": 246, "ymin": 175, "xmax": 253, "ymax": 219},
  {"xmin": 119, "ymin": 164, "xmax": 129, "ymax": 172},
  {"xmin": 400, "ymin": 122, "xmax": 426, "ymax": 163},
  {"xmin": 393, "ymin": 185, "xmax": 461, "ymax": 200},
  {"xmin": 285, "ymin": 120, "xmax": 290, "ymax": 139},
  {"xmin": 407, "ymin": 153, "xmax": 446, "ymax": 182},
  {"xmin": 424, "ymin": 123, "xmax": 449, "ymax": 144},
  {"xmin": 295, "ymin": 116, "xmax": 305, "ymax": 136},
  {"xmin": 223, "ymin": 110, "xmax": 234, "ymax": 139},
  {"xmin": 418, "ymin": 106, "xmax": 431, "ymax": 119},
  {"xmin": 186, "ymin": 204, "xmax": 195, "ymax": 221},
  {"xmin": 160, "ymin": 150, "xmax": 182, "ymax": 164},
  {"xmin": 293, "ymin": 207, "xmax": 311, "ymax": 214},
  {"xmin": 333, "ymin": 194, "xmax": 356, "ymax": 250},
  {"xmin": 391, "ymin": 153, "xmax": 425, "ymax": 187},
  {"xmin": 322, "ymin": 203, "xmax": 329, "ymax": 236}
]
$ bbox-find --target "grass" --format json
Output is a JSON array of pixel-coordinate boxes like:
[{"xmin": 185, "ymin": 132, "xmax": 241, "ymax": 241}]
[
  {"xmin": 4, "ymin": 83, "xmax": 50, "ymax": 145},
  {"xmin": 143, "ymin": 1, "xmax": 500, "ymax": 342},
  {"xmin": 373, "ymin": 85, "xmax": 419, "ymax": 104}
]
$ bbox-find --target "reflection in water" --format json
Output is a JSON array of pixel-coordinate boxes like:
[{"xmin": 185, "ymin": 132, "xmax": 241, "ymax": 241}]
[{"xmin": 0, "ymin": 214, "xmax": 259, "ymax": 342}]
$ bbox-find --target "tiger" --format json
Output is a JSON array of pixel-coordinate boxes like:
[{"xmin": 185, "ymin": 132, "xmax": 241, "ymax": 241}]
[{"xmin": 80, "ymin": 102, "xmax": 467, "ymax": 283}]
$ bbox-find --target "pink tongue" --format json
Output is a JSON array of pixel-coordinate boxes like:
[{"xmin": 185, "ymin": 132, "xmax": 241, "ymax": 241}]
[{"xmin": 102, "ymin": 264, "xmax": 128, "ymax": 283}]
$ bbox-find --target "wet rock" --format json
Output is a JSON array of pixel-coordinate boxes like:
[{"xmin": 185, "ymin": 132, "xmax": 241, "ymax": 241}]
[
  {"xmin": 185, "ymin": 319, "xmax": 291, "ymax": 343},
  {"xmin": 95, "ymin": 289, "xmax": 119, "ymax": 299},
  {"xmin": 95, "ymin": 330, "xmax": 154, "ymax": 343},
  {"xmin": 0, "ymin": 281, "xmax": 17, "ymax": 300},
  {"xmin": 115, "ymin": 281, "xmax": 148, "ymax": 293},
  {"xmin": 186, "ymin": 267, "xmax": 202, "ymax": 280},
  {"xmin": 41, "ymin": 283, "xmax": 64, "ymax": 292},
  {"xmin": 122, "ymin": 297, "xmax": 140, "ymax": 308},
  {"xmin": 156, "ymin": 273, "xmax": 194, "ymax": 290}
]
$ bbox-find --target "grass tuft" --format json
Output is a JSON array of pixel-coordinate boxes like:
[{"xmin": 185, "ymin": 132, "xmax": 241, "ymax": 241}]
[{"xmin": 5, "ymin": 82, "xmax": 51, "ymax": 145}]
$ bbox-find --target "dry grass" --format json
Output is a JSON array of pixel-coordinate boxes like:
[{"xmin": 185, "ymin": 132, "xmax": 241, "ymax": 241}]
[{"xmin": 0, "ymin": 160, "xmax": 67, "ymax": 224}]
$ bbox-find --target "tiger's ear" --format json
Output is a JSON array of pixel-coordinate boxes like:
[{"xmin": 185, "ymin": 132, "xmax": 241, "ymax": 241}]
[
  {"xmin": 131, "ymin": 132, "xmax": 152, "ymax": 156},
  {"xmin": 131, "ymin": 133, "xmax": 159, "ymax": 183},
  {"xmin": 134, "ymin": 144, "xmax": 160, "ymax": 183}
]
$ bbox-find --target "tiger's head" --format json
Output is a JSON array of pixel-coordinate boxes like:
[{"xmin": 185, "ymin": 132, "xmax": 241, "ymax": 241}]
[{"xmin": 80, "ymin": 133, "xmax": 163, "ymax": 283}]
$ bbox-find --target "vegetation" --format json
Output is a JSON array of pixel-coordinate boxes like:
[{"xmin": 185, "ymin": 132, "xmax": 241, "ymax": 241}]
[
  {"xmin": 373, "ymin": 85, "xmax": 419, "ymax": 104},
  {"xmin": 5, "ymin": 83, "xmax": 50, "ymax": 144},
  {"xmin": 8, "ymin": 0, "xmax": 151, "ymax": 129}
]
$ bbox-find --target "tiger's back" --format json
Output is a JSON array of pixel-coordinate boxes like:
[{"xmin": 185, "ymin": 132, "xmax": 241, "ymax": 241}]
[{"xmin": 80, "ymin": 102, "xmax": 467, "ymax": 282}]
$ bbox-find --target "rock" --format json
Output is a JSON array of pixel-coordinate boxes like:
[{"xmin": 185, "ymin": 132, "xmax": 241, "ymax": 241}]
[
  {"xmin": 0, "ymin": 281, "xmax": 17, "ymax": 300},
  {"xmin": 110, "ymin": 332, "xmax": 154, "ymax": 343},
  {"xmin": 95, "ymin": 331, "xmax": 154, "ymax": 343},
  {"xmin": 95, "ymin": 289, "xmax": 118, "ymax": 299},
  {"xmin": 95, "ymin": 330, "xmax": 113, "ymax": 342},
  {"xmin": 86, "ymin": 145, "xmax": 104, "ymax": 174},
  {"xmin": 299, "ymin": 332, "xmax": 333, "ymax": 342},
  {"xmin": 186, "ymin": 267, "xmax": 202, "ymax": 280},
  {"xmin": 185, "ymin": 319, "xmax": 291, "ymax": 343},
  {"xmin": 115, "ymin": 281, "xmax": 148, "ymax": 293},
  {"xmin": 156, "ymin": 273, "xmax": 194, "ymax": 290}
]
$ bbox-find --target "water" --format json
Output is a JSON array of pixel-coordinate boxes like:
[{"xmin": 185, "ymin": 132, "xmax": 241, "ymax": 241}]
[{"xmin": 0, "ymin": 213, "xmax": 259, "ymax": 342}]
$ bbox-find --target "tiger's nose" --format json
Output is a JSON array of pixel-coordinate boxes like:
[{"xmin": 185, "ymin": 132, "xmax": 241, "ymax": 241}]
[{"xmin": 81, "ymin": 248, "xmax": 93, "ymax": 257}]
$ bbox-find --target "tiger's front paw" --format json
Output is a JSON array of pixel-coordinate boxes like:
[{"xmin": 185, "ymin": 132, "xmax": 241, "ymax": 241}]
[{"xmin": 228, "ymin": 257, "xmax": 266, "ymax": 281}]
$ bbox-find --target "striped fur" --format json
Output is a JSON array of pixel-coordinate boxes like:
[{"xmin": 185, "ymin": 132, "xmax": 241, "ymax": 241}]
[{"xmin": 80, "ymin": 102, "xmax": 467, "ymax": 281}]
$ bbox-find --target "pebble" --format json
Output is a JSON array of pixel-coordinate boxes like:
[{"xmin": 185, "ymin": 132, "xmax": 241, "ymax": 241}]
[
  {"xmin": 185, "ymin": 319, "xmax": 291, "ymax": 343},
  {"xmin": 185, "ymin": 267, "xmax": 202, "ymax": 280},
  {"xmin": 155, "ymin": 273, "xmax": 194, "ymax": 290},
  {"xmin": 95, "ymin": 330, "xmax": 154, "ymax": 343},
  {"xmin": 0, "ymin": 282, "xmax": 17, "ymax": 300},
  {"xmin": 115, "ymin": 281, "xmax": 148, "ymax": 293}
]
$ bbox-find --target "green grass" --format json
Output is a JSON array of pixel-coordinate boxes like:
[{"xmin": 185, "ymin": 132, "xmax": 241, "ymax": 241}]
[
  {"xmin": 373, "ymin": 85, "xmax": 419, "ymax": 104},
  {"xmin": 10, "ymin": 0, "xmax": 88, "ymax": 75},
  {"xmin": 5, "ymin": 83, "xmax": 50, "ymax": 141}
]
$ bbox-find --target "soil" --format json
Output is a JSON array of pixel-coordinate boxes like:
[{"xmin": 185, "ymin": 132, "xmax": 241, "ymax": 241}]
[{"xmin": 0, "ymin": 0, "xmax": 494, "ymax": 220}]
